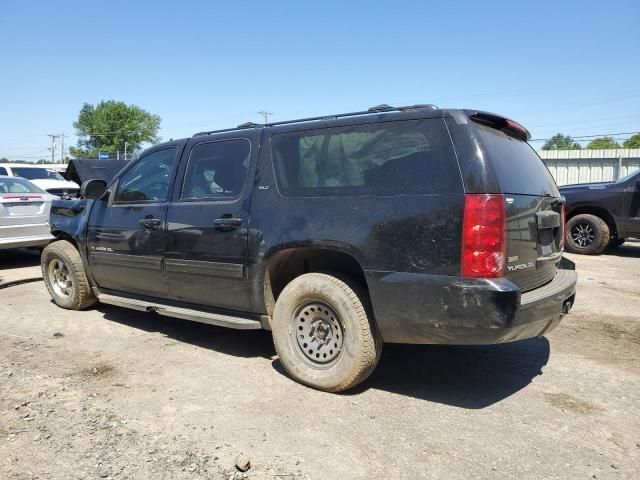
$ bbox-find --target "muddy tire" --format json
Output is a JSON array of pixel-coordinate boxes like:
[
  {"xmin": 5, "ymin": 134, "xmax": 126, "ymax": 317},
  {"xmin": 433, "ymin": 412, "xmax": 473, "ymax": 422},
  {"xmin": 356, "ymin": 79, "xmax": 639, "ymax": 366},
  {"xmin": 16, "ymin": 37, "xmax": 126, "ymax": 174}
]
[
  {"xmin": 565, "ymin": 214, "xmax": 610, "ymax": 255},
  {"xmin": 41, "ymin": 240, "xmax": 97, "ymax": 310},
  {"xmin": 271, "ymin": 273, "xmax": 382, "ymax": 392}
]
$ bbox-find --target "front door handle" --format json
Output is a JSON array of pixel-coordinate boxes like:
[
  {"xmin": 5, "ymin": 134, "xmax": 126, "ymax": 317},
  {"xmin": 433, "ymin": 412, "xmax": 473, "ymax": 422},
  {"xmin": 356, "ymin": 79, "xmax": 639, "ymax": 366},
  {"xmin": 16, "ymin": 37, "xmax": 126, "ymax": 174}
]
[
  {"xmin": 214, "ymin": 217, "xmax": 242, "ymax": 231},
  {"xmin": 139, "ymin": 217, "xmax": 162, "ymax": 229}
]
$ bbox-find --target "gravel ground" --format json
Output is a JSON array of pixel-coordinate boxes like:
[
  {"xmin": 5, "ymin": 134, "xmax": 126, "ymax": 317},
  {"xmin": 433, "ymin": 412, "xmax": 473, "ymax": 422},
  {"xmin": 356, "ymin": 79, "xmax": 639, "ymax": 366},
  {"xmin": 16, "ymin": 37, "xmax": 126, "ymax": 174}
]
[{"xmin": 1, "ymin": 245, "xmax": 639, "ymax": 479}]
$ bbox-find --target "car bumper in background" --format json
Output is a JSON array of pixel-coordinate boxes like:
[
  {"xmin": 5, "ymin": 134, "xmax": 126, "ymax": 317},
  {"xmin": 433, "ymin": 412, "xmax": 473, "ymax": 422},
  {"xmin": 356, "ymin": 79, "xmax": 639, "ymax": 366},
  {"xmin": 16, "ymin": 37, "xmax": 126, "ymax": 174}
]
[
  {"xmin": 366, "ymin": 259, "xmax": 577, "ymax": 344},
  {"xmin": 0, "ymin": 224, "xmax": 54, "ymax": 250}
]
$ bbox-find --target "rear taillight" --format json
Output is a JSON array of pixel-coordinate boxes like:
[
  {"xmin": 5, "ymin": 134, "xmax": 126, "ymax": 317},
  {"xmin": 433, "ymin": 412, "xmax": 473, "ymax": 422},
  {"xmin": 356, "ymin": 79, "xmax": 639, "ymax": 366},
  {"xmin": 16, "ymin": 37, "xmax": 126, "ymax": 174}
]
[
  {"xmin": 461, "ymin": 194, "xmax": 506, "ymax": 278},
  {"xmin": 560, "ymin": 204, "xmax": 566, "ymax": 249}
]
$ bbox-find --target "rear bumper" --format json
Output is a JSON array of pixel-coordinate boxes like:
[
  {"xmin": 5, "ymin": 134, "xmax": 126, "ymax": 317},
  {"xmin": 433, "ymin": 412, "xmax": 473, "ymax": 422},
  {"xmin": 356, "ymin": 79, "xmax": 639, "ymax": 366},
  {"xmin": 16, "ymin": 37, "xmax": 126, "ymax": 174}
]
[
  {"xmin": 366, "ymin": 259, "xmax": 577, "ymax": 345},
  {"xmin": 0, "ymin": 233, "xmax": 54, "ymax": 250}
]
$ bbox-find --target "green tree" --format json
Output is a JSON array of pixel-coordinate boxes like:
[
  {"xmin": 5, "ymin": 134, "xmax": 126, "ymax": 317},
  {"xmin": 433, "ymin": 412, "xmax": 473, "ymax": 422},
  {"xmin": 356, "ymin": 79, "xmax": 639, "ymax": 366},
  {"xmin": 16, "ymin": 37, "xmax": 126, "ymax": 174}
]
[
  {"xmin": 586, "ymin": 136, "xmax": 621, "ymax": 149},
  {"xmin": 70, "ymin": 100, "xmax": 161, "ymax": 158},
  {"xmin": 622, "ymin": 133, "xmax": 640, "ymax": 149},
  {"xmin": 541, "ymin": 133, "xmax": 582, "ymax": 150},
  {"xmin": 0, "ymin": 157, "xmax": 9, "ymax": 163}
]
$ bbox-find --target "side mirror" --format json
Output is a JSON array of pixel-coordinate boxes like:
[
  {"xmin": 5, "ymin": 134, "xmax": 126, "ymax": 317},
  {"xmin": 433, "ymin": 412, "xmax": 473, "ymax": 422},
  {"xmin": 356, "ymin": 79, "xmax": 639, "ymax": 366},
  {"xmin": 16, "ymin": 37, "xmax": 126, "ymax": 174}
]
[{"xmin": 81, "ymin": 179, "xmax": 108, "ymax": 200}]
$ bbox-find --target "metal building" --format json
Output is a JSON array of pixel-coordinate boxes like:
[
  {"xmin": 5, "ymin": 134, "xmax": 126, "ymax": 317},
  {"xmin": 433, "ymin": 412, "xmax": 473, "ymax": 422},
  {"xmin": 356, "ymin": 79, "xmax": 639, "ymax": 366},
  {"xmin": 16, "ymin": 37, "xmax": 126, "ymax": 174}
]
[{"xmin": 538, "ymin": 149, "xmax": 640, "ymax": 186}]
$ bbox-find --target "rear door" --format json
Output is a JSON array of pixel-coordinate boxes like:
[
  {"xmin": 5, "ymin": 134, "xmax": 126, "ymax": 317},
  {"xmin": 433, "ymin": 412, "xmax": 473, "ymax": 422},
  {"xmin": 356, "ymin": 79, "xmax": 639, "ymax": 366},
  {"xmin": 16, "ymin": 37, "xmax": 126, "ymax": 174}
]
[
  {"xmin": 164, "ymin": 133, "xmax": 259, "ymax": 311},
  {"xmin": 470, "ymin": 120, "xmax": 563, "ymax": 291},
  {"xmin": 86, "ymin": 146, "xmax": 180, "ymax": 298}
]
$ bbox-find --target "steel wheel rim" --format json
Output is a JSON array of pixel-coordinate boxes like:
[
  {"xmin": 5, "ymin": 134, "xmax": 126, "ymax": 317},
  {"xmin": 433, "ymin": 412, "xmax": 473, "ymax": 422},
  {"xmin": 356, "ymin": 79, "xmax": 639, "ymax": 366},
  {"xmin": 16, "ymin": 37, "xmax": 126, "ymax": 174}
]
[
  {"xmin": 291, "ymin": 301, "xmax": 344, "ymax": 368},
  {"xmin": 48, "ymin": 258, "xmax": 73, "ymax": 298},
  {"xmin": 571, "ymin": 222, "xmax": 595, "ymax": 248}
]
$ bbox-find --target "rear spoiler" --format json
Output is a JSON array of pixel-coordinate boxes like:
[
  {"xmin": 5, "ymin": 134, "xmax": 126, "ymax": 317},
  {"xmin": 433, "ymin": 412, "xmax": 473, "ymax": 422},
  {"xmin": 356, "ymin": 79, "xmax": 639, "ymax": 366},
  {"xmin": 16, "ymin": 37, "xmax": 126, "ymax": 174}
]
[{"xmin": 467, "ymin": 111, "xmax": 531, "ymax": 141}]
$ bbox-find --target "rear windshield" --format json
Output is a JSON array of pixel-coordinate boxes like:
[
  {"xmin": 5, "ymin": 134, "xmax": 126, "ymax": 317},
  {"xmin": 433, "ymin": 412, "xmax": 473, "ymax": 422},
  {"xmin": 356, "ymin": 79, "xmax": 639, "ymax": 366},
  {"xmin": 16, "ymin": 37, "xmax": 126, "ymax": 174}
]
[
  {"xmin": 12, "ymin": 167, "xmax": 65, "ymax": 181},
  {"xmin": 271, "ymin": 119, "xmax": 462, "ymax": 196},
  {"xmin": 0, "ymin": 177, "xmax": 45, "ymax": 194},
  {"xmin": 473, "ymin": 123, "xmax": 559, "ymax": 196}
]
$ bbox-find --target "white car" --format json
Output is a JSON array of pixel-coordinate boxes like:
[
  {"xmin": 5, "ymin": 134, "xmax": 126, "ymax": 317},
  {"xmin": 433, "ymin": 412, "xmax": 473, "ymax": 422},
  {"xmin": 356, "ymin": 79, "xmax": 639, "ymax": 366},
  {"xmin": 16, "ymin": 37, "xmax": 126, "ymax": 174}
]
[
  {"xmin": 0, "ymin": 164, "xmax": 79, "ymax": 197},
  {"xmin": 0, "ymin": 176, "xmax": 56, "ymax": 250}
]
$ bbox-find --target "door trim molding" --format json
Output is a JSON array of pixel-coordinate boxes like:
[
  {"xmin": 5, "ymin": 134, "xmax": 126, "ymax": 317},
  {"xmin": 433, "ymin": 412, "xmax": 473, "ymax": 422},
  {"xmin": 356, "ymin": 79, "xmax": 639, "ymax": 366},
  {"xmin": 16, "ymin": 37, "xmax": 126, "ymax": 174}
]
[
  {"xmin": 89, "ymin": 252, "xmax": 162, "ymax": 271},
  {"xmin": 164, "ymin": 258, "xmax": 244, "ymax": 278}
]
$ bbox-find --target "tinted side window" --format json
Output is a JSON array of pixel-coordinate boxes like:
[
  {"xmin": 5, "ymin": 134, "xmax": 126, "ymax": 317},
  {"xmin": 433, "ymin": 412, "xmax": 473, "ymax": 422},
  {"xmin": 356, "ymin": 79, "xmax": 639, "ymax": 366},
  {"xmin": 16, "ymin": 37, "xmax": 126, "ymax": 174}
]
[
  {"xmin": 272, "ymin": 119, "xmax": 462, "ymax": 195},
  {"xmin": 271, "ymin": 119, "xmax": 461, "ymax": 196},
  {"xmin": 114, "ymin": 147, "xmax": 177, "ymax": 203},
  {"xmin": 181, "ymin": 139, "xmax": 250, "ymax": 200},
  {"xmin": 0, "ymin": 167, "xmax": 7, "ymax": 175}
]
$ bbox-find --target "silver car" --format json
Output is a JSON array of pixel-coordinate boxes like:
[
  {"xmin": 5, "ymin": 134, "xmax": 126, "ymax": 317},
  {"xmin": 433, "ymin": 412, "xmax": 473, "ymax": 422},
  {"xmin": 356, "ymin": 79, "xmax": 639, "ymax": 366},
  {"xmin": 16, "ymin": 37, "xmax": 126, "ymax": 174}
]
[{"xmin": 0, "ymin": 175, "xmax": 55, "ymax": 250}]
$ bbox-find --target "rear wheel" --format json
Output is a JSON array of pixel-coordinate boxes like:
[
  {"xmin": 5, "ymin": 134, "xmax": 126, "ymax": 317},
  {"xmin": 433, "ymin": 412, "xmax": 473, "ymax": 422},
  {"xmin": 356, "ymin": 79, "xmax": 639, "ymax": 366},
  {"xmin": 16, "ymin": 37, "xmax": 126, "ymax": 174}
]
[
  {"xmin": 271, "ymin": 273, "xmax": 382, "ymax": 392},
  {"xmin": 565, "ymin": 214, "xmax": 610, "ymax": 255},
  {"xmin": 41, "ymin": 240, "xmax": 97, "ymax": 310}
]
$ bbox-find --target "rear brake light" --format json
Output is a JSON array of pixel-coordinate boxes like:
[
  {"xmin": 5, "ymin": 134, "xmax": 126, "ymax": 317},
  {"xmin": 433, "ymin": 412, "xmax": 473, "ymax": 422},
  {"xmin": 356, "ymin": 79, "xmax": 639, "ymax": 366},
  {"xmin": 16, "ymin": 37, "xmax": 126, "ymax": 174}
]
[
  {"xmin": 560, "ymin": 204, "xmax": 566, "ymax": 249},
  {"xmin": 461, "ymin": 194, "xmax": 506, "ymax": 278}
]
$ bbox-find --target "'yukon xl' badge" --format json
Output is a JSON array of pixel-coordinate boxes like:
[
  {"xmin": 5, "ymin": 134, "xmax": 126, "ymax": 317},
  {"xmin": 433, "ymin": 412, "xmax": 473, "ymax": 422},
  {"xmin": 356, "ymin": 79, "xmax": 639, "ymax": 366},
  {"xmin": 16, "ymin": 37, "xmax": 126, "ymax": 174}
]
[{"xmin": 507, "ymin": 261, "xmax": 535, "ymax": 272}]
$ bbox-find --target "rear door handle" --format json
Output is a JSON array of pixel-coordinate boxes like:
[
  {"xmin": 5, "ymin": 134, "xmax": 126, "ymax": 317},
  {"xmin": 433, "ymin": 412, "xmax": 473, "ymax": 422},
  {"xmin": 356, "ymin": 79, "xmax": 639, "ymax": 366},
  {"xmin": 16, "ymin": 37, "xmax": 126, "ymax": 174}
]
[
  {"xmin": 139, "ymin": 217, "xmax": 162, "ymax": 229},
  {"xmin": 214, "ymin": 217, "xmax": 242, "ymax": 231}
]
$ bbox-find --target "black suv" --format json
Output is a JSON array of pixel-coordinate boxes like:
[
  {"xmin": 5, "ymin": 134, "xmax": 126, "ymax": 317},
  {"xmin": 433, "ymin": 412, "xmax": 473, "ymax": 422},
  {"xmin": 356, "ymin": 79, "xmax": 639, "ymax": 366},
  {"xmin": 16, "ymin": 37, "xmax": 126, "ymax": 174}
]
[
  {"xmin": 560, "ymin": 170, "xmax": 640, "ymax": 254},
  {"xmin": 41, "ymin": 104, "xmax": 577, "ymax": 392}
]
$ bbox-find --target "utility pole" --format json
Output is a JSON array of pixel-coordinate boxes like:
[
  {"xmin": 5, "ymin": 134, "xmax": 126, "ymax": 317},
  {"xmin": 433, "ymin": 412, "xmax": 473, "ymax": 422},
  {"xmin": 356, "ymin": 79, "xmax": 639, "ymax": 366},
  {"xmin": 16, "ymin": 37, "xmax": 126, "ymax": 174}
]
[
  {"xmin": 124, "ymin": 142, "xmax": 128, "ymax": 160},
  {"xmin": 59, "ymin": 133, "xmax": 65, "ymax": 163},
  {"xmin": 258, "ymin": 110, "xmax": 273, "ymax": 124},
  {"xmin": 47, "ymin": 134, "xmax": 58, "ymax": 164}
]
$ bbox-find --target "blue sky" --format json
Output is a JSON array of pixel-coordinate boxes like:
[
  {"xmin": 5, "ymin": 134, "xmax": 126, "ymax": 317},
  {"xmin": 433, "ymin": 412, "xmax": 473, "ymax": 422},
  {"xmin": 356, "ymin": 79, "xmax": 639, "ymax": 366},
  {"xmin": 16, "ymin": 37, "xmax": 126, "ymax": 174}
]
[{"xmin": 1, "ymin": 0, "xmax": 639, "ymax": 161}]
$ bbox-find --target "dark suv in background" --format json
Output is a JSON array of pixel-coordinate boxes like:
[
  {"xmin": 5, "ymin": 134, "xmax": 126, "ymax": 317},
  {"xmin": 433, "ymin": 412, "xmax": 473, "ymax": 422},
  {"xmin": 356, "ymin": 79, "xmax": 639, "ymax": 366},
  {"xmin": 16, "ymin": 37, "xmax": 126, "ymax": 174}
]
[
  {"xmin": 561, "ymin": 170, "xmax": 640, "ymax": 254},
  {"xmin": 41, "ymin": 104, "xmax": 577, "ymax": 392}
]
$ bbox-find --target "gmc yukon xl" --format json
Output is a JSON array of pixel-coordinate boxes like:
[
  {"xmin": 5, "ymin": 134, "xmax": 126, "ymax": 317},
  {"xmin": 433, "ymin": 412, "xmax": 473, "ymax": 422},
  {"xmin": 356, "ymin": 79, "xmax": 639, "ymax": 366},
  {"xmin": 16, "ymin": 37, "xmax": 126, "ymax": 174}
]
[{"xmin": 41, "ymin": 104, "xmax": 577, "ymax": 392}]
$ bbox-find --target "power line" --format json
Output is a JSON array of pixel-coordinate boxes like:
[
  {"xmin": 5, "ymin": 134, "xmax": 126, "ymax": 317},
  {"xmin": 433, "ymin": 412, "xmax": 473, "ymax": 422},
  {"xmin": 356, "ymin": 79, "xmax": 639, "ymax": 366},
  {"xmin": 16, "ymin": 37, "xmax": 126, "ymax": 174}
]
[{"xmin": 530, "ymin": 131, "xmax": 639, "ymax": 142}]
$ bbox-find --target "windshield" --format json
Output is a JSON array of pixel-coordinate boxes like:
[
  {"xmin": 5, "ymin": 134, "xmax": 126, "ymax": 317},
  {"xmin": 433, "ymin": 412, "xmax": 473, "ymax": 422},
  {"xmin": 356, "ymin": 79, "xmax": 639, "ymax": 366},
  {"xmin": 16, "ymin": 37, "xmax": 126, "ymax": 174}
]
[
  {"xmin": 616, "ymin": 168, "xmax": 640, "ymax": 184},
  {"xmin": 0, "ymin": 177, "xmax": 46, "ymax": 194},
  {"xmin": 12, "ymin": 167, "xmax": 65, "ymax": 181}
]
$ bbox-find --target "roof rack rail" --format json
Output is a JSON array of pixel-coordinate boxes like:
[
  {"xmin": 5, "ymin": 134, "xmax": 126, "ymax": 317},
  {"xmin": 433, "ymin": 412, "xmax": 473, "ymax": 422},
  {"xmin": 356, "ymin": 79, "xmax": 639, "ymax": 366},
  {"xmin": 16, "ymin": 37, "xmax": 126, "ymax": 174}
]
[{"xmin": 193, "ymin": 103, "xmax": 438, "ymax": 137}]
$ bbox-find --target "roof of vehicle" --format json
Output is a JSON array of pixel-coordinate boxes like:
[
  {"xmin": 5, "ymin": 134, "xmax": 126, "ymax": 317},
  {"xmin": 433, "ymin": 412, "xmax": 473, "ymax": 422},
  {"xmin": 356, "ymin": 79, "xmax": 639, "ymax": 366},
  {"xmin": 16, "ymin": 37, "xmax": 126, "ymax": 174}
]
[
  {"xmin": 193, "ymin": 104, "xmax": 444, "ymax": 138},
  {"xmin": 5, "ymin": 164, "xmax": 60, "ymax": 168},
  {"xmin": 143, "ymin": 104, "xmax": 529, "ymax": 153}
]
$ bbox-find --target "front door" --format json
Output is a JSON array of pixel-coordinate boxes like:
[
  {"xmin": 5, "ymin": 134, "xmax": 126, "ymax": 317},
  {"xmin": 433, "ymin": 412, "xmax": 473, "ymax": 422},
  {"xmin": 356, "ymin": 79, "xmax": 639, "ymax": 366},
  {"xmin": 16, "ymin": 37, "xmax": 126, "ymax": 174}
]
[
  {"xmin": 87, "ymin": 146, "xmax": 180, "ymax": 297},
  {"xmin": 165, "ymin": 135, "xmax": 258, "ymax": 311}
]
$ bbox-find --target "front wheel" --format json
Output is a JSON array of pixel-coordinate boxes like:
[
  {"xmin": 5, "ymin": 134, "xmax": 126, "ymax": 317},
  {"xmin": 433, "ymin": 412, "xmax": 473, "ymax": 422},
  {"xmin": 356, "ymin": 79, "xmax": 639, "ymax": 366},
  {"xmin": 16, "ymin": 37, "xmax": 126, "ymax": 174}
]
[
  {"xmin": 41, "ymin": 240, "xmax": 97, "ymax": 310},
  {"xmin": 271, "ymin": 273, "xmax": 382, "ymax": 392},
  {"xmin": 565, "ymin": 214, "xmax": 610, "ymax": 255}
]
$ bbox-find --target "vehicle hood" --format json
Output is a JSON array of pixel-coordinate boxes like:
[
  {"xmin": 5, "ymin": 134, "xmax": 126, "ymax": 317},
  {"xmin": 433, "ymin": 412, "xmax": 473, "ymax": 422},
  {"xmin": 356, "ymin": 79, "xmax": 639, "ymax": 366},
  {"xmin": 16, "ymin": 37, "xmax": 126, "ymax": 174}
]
[
  {"xmin": 64, "ymin": 159, "xmax": 128, "ymax": 185},
  {"xmin": 30, "ymin": 179, "xmax": 80, "ymax": 191}
]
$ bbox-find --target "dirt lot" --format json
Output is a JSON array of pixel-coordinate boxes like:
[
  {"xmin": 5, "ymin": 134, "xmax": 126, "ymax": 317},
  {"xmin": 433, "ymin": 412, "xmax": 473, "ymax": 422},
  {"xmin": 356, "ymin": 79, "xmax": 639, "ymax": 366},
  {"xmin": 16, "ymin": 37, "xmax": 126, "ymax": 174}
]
[{"xmin": 1, "ymin": 246, "xmax": 639, "ymax": 479}]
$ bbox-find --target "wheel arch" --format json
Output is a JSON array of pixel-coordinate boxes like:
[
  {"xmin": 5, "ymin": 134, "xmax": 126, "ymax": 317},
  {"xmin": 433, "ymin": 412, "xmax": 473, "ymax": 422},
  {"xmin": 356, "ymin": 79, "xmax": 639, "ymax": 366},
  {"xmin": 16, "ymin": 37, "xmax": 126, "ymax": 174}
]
[
  {"xmin": 51, "ymin": 230, "xmax": 79, "ymax": 249},
  {"xmin": 262, "ymin": 246, "xmax": 369, "ymax": 318},
  {"xmin": 566, "ymin": 204, "xmax": 618, "ymax": 238}
]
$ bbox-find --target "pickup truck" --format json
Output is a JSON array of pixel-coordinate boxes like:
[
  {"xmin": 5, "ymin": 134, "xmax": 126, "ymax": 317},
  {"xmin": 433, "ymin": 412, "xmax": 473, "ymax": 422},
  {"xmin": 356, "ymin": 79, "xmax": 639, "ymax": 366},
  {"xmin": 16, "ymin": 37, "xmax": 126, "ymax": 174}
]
[{"xmin": 561, "ymin": 169, "xmax": 640, "ymax": 254}]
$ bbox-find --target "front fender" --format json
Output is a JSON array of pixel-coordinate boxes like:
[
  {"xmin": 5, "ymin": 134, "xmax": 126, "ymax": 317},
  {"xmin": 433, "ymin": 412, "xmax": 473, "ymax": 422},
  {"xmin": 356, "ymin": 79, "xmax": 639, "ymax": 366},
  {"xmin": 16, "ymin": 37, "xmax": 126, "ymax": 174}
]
[{"xmin": 49, "ymin": 198, "xmax": 91, "ymax": 246}]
